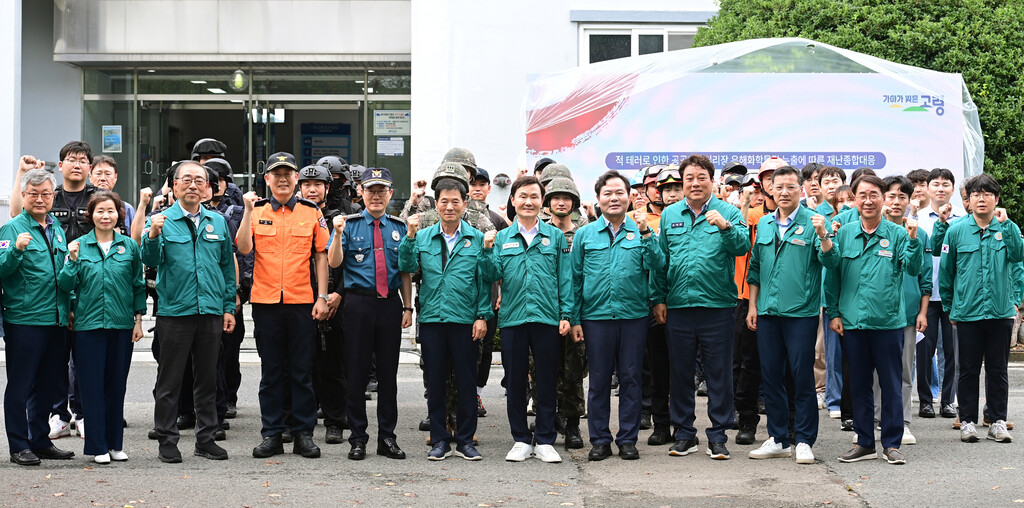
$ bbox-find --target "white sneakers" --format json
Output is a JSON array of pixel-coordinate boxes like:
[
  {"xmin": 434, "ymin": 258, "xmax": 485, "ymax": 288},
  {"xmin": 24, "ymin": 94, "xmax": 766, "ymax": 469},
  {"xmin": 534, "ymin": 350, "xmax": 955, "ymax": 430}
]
[
  {"xmin": 795, "ymin": 443, "xmax": 815, "ymax": 464},
  {"xmin": 48, "ymin": 415, "xmax": 71, "ymax": 439},
  {"xmin": 828, "ymin": 410, "xmax": 841, "ymax": 419},
  {"xmin": 988, "ymin": 420, "xmax": 1013, "ymax": 443},
  {"xmin": 77, "ymin": 419, "xmax": 85, "ymax": 439},
  {"xmin": 505, "ymin": 442, "xmax": 534, "ymax": 462},
  {"xmin": 961, "ymin": 421, "xmax": 980, "ymax": 442},
  {"xmin": 534, "ymin": 444, "xmax": 562, "ymax": 463},
  {"xmin": 902, "ymin": 426, "xmax": 917, "ymax": 445},
  {"xmin": 94, "ymin": 453, "xmax": 111, "ymax": 464},
  {"xmin": 109, "ymin": 450, "xmax": 129, "ymax": 461},
  {"xmin": 816, "ymin": 392, "xmax": 826, "ymax": 410},
  {"xmin": 504, "ymin": 442, "xmax": 562, "ymax": 463},
  {"xmin": 748, "ymin": 438, "xmax": 791, "ymax": 459}
]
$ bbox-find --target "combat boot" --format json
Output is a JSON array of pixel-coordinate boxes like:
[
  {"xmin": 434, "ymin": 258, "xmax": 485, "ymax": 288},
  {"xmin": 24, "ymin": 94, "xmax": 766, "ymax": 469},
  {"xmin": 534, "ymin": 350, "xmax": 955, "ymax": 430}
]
[{"xmin": 564, "ymin": 417, "xmax": 585, "ymax": 450}]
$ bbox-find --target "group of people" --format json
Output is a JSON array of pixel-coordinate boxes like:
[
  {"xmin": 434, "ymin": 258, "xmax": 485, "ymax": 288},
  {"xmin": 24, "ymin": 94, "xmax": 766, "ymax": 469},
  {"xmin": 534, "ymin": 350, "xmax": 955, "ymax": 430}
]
[{"xmin": 2, "ymin": 140, "xmax": 1019, "ymax": 469}]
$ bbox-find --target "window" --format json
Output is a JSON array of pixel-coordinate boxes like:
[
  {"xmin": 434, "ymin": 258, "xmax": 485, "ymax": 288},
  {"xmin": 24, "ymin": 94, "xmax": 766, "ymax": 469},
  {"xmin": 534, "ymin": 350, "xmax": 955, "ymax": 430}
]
[{"xmin": 579, "ymin": 25, "xmax": 701, "ymax": 66}]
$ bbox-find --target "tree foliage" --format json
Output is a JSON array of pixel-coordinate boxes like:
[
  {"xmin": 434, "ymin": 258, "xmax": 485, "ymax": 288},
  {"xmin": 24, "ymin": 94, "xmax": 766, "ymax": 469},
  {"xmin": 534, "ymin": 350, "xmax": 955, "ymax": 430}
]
[{"xmin": 694, "ymin": 0, "xmax": 1024, "ymax": 218}]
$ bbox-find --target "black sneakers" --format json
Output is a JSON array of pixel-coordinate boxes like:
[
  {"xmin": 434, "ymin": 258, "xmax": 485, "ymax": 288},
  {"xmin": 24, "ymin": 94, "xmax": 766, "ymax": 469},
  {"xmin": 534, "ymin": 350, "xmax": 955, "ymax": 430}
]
[{"xmin": 669, "ymin": 437, "xmax": 699, "ymax": 456}]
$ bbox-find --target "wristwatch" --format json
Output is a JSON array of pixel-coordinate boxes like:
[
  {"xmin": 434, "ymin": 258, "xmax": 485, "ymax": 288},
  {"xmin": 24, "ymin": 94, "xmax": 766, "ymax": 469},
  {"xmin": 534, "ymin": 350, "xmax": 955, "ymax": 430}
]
[{"xmin": 318, "ymin": 294, "xmax": 329, "ymax": 302}]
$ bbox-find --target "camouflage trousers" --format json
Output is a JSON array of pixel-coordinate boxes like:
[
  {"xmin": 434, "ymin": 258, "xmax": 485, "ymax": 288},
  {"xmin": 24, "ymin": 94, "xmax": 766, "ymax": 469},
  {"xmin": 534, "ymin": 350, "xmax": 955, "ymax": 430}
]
[{"xmin": 530, "ymin": 333, "xmax": 588, "ymax": 419}]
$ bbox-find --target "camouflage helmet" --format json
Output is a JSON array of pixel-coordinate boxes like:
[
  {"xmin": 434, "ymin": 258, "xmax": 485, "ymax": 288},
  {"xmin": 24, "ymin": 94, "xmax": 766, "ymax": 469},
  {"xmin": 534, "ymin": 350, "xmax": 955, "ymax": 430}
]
[
  {"xmin": 431, "ymin": 161, "xmax": 470, "ymax": 192},
  {"xmin": 539, "ymin": 163, "xmax": 573, "ymax": 186},
  {"xmin": 543, "ymin": 176, "xmax": 580, "ymax": 210},
  {"xmin": 442, "ymin": 147, "xmax": 477, "ymax": 178},
  {"xmin": 298, "ymin": 164, "xmax": 332, "ymax": 184}
]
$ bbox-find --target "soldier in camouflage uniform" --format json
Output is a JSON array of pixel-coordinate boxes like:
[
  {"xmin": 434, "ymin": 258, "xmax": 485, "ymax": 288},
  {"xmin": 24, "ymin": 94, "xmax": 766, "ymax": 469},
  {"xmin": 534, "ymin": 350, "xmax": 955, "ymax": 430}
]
[
  {"xmin": 539, "ymin": 164, "xmax": 589, "ymax": 229},
  {"xmin": 542, "ymin": 176, "xmax": 588, "ymax": 450}
]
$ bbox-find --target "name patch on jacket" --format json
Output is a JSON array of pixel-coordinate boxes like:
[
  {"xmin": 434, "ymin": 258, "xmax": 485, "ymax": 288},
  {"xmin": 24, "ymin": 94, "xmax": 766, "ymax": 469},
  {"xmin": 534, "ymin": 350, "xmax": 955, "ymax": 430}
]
[
  {"xmin": 671, "ymin": 222, "xmax": 685, "ymax": 228},
  {"xmin": 259, "ymin": 220, "xmax": 273, "ymax": 225},
  {"xmin": 877, "ymin": 250, "xmax": 893, "ymax": 258},
  {"xmin": 502, "ymin": 242, "xmax": 520, "ymax": 250}
]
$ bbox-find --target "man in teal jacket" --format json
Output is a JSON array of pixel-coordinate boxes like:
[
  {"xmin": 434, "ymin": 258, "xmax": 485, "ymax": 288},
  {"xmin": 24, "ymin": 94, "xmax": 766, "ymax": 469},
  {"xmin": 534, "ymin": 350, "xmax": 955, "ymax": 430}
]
[
  {"xmin": 399, "ymin": 178, "xmax": 491, "ymax": 461},
  {"xmin": 745, "ymin": 166, "xmax": 837, "ymax": 465},
  {"xmin": 938, "ymin": 173, "xmax": 1024, "ymax": 443},
  {"xmin": 142, "ymin": 161, "xmax": 236, "ymax": 463},
  {"xmin": 481, "ymin": 175, "xmax": 572, "ymax": 464},
  {"xmin": 826, "ymin": 175, "xmax": 922, "ymax": 465},
  {"xmin": 651, "ymin": 154, "xmax": 750, "ymax": 461},
  {"xmin": 0, "ymin": 169, "xmax": 75, "ymax": 465},
  {"xmin": 570, "ymin": 171, "xmax": 660, "ymax": 462}
]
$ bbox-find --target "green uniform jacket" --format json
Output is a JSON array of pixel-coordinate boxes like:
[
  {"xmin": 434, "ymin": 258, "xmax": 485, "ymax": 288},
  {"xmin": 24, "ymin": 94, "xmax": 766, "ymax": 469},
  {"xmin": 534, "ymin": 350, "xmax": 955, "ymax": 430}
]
[
  {"xmin": 57, "ymin": 230, "xmax": 146, "ymax": 331},
  {"xmin": 571, "ymin": 217, "xmax": 661, "ymax": 323},
  {"xmin": 141, "ymin": 204, "xmax": 236, "ymax": 317},
  {"xmin": 932, "ymin": 218, "xmax": 1024, "ymax": 310},
  {"xmin": 938, "ymin": 215, "xmax": 1024, "ymax": 321},
  {"xmin": 480, "ymin": 219, "xmax": 572, "ymax": 327},
  {"xmin": 0, "ymin": 210, "xmax": 70, "ymax": 326},
  {"xmin": 825, "ymin": 219, "xmax": 923, "ymax": 330},
  {"xmin": 901, "ymin": 228, "xmax": 932, "ymax": 328},
  {"xmin": 747, "ymin": 207, "xmax": 839, "ymax": 318},
  {"xmin": 651, "ymin": 195, "xmax": 749, "ymax": 309},
  {"xmin": 398, "ymin": 220, "xmax": 492, "ymax": 324}
]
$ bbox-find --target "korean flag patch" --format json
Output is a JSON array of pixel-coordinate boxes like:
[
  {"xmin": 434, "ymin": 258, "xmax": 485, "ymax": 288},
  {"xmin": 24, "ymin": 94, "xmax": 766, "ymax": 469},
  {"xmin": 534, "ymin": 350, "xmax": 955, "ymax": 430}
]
[
  {"xmin": 941, "ymin": 244, "xmax": 950, "ymax": 253},
  {"xmin": 0, "ymin": 240, "xmax": 9, "ymax": 249}
]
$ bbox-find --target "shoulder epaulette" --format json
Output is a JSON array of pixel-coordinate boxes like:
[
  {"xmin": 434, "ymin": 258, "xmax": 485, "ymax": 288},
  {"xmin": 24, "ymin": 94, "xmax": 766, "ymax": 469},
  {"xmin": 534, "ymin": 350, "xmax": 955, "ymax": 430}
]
[
  {"xmin": 344, "ymin": 213, "xmax": 363, "ymax": 221},
  {"xmin": 387, "ymin": 214, "xmax": 405, "ymax": 224},
  {"xmin": 296, "ymin": 198, "xmax": 319, "ymax": 208}
]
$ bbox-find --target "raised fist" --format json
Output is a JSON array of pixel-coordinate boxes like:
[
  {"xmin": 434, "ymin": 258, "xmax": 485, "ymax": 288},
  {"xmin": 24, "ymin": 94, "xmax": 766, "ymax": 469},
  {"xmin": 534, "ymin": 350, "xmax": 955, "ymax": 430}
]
[
  {"xmin": 149, "ymin": 214, "xmax": 166, "ymax": 239},
  {"xmin": 68, "ymin": 240, "xmax": 80, "ymax": 261},
  {"xmin": 139, "ymin": 187, "xmax": 153, "ymax": 206},
  {"xmin": 483, "ymin": 229, "xmax": 497, "ymax": 249},
  {"xmin": 938, "ymin": 203, "xmax": 953, "ymax": 223},
  {"xmin": 243, "ymin": 191, "xmax": 260, "ymax": 212},
  {"xmin": 333, "ymin": 214, "xmax": 347, "ymax": 234},
  {"xmin": 705, "ymin": 209, "xmax": 729, "ymax": 230},
  {"xmin": 632, "ymin": 207, "xmax": 648, "ymax": 231},
  {"xmin": 15, "ymin": 232, "xmax": 31, "ymax": 251},
  {"xmin": 995, "ymin": 208, "xmax": 1008, "ymax": 223},
  {"xmin": 905, "ymin": 217, "xmax": 918, "ymax": 239},
  {"xmin": 407, "ymin": 213, "xmax": 420, "ymax": 238},
  {"xmin": 811, "ymin": 214, "xmax": 828, "ymax": 238},
  {"xmin": 19, "ymin": 155, "xmax": 45, "ymax": 173}
]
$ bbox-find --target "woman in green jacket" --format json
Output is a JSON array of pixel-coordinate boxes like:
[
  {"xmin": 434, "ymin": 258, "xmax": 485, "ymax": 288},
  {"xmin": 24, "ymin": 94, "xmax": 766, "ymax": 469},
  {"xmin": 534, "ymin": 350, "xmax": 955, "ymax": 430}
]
[{"xmin": 58, "ymin": 191, "xmax": 146, "ymax": 464}]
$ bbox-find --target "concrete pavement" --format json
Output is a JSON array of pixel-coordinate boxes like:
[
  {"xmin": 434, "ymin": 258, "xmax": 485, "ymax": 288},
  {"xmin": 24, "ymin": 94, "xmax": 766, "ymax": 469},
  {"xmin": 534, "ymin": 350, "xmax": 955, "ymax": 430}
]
[{"xmin": 2, "ymin": 360, "xmax": 1024, "ymax": 506}]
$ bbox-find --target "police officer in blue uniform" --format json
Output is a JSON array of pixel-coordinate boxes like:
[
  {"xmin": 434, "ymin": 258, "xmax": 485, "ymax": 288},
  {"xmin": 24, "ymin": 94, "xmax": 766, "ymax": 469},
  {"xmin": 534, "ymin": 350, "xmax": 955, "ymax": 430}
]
[{"xmin": 328, "ymin": 167, "xmax": 413, "ymax": 460}]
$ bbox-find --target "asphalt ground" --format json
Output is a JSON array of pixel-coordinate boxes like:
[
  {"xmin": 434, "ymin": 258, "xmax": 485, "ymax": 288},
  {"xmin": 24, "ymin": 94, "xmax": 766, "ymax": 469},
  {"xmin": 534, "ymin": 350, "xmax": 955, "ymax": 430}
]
[{"xmin": 2, "ymin": 358, "xmax": 1024, "ymax": 507}]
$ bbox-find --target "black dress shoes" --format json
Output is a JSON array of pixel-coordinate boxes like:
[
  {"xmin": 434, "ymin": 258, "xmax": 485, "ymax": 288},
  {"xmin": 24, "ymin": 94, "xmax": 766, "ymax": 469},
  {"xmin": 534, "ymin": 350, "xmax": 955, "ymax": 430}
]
[
  {"xmin": 158, "ymin": 442, "xmax": 182, "ymax": 463},
  {"xmin": 377, "ymin": 437, "xmax": 406, "ymax": 459},
  {"xmin": 252, "ymin": 435, "xmax": 284, "ymax": 458},
  {"xmin": 293, "ymin": 433, "xmax": 321, "ymax": 458},
  {"xmin": 33, "ymin": 446, "xmax": 74, "ymax": 460},
  {"xmin": 348, "ymin": 441, "xmax": 367, "ymax": 460},
  {"xmin": 618, "ymin": 442, "xmax": 639, "ymax": 460},
  {"xmin": 588, "ymin": 443, "xmax": 612, "ymax": 461},
  {"xmin": 176, "ymin": 414, "xmax": 196, "ymax": 430},
  {"xmin": 10, "ymin": 450, "xmax": 41, "ymax": 466},
  {"xmin": 325, "ymin": 425, "xmax": 344, "ymax": 444},
  {"xmin": 919, "ymin": 403, "xmax": 936, "ymax": 418}
]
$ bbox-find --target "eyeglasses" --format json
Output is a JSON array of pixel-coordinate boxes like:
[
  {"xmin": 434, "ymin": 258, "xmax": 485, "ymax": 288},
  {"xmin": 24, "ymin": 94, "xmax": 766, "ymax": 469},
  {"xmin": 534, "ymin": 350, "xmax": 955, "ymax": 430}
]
[
  {"xmin": 25, "ymin": 192, "xmax": 54, "ymax": 200},
  {"xmin": 63, "ymin": 158, "xmax": 91, "ymax": 166},
  {"xmin": 176, "ymin": 177, "xmax": 207, "ymax": 186}
]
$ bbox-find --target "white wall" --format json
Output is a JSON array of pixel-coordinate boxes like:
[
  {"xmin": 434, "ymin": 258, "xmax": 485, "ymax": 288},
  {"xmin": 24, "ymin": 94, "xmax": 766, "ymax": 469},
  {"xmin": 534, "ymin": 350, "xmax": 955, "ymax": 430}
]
[
  {"xmin": 410, "ymin": 0, "xmax": 718, "ymax": 191},
  {"xmin": 0, "ymin": 0, "xmax": 22, "ymax": 217}
]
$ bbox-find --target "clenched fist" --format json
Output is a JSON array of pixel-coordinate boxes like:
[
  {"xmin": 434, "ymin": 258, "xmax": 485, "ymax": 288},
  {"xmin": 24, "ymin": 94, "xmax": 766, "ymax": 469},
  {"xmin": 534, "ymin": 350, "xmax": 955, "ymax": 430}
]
[
  {"xmin": 904, "ymin": 217, "xmax": 918, "ymax": 239},
  {"xmin": 632, "ymin": 207, "xmax": 648, "ymax": 232},
  {"xmin": 938, "ymin": 203, "xmax": 953, "ymax": 223},
  {"xmin": 243, "ymin": 191, "xmax": 260, "ymax": 212},
  {"xmin": 148, "ymin": 214, "xmax": 166, "ymax": 239},
  {"xmin": 68, "ymin": 240, "xmax": 80, "ymax": 261},
  {"xmin": 15, "ymin": 232, "xmax": 31, "ymax": 251},
  {"xmin": 705, "ymin": 209, "xmax": 730, "ymax": 230},
  {"xmin": 333, "ymin": 214, "xmax": 348, "ymax": 234},
  {"xmin": 995, "ymin": 208, "xmax": 1008, "ymax": 223},
  {"xmin": 19, "ymin": 155, "xmax": 45, "ymax": 173},
  {"xmin": 483, "ymin": 229, "xmax": 497, "ymax": 249},
  {"xmin": 811, "ymin": 214, "xmax": 828, "ymax": 238},
  {"xmin": 407, "ymin": 213, "xmax": 420, "ymax": 238}
]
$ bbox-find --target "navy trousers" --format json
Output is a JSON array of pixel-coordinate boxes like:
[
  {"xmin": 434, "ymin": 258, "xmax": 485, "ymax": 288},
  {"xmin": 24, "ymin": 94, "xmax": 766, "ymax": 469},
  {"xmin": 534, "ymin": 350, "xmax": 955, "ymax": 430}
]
[
  {"xmin": 75, "ymin": 329, "xmax": 133, "ymax": 455},
  {"xmin": 421, "ymin": 322, "xmax": 479, "ymax": 446},
  {"xmin": 665, "ymin": 307, "xmax": 735, "ymax": 443},
  {"xmin": 4, "ymin": 324, "xmax": 65, "ymax": 454},
  {"xmin": 52, "ymin": 329, "xmax": 83, "ymax": 422},
  {"xmin": 584, "ymin": 318, "xmax": 647, "ymax": 446},
  {"xmin": 956, "ymin": 319, "xmax": 1012, "ymax": 424},
  {"xmin": 501, "ymin": 323, "xmax": 560, "ymax": 445},
  {"xmin": 343, "ymin": 292, "xmax": 402, "ymax": 444},
  {"xmin": 917, "ymin": 301, "xmax": 958, "ymax": 408},
  {"xmin": 756, "ymin": 315, "xmax": 819, "ymax": 447},
  {"xmin": 843, "ymin": 328, "xmax": 904, "ymax": 449},
  {"xmin": 253, "ymin": 303, "xmax": 317, "ymax": 438},
  {"xmin": 641, "ymin": 321, "xmax": 670, "ymax": 426}
]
